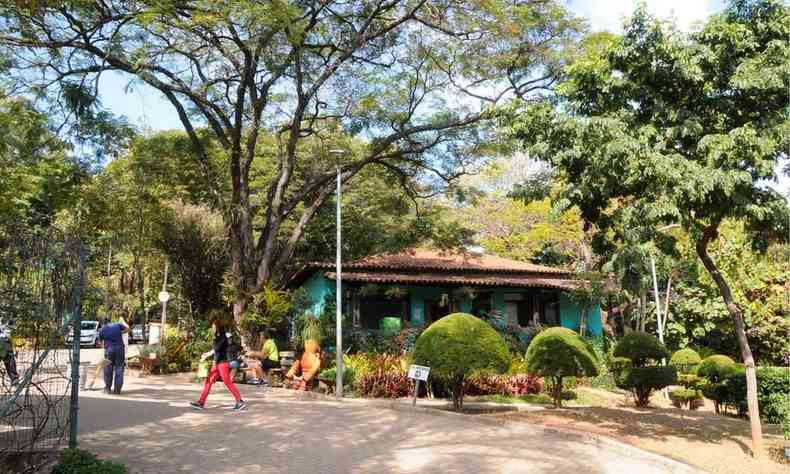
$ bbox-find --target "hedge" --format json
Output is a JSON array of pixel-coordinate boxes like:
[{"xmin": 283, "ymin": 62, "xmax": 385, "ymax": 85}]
[{"xmin": 719, "ymin": 366, "xmax": 790, "ymax": 423}]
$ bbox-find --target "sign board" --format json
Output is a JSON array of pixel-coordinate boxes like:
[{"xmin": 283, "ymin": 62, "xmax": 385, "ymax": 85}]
[
  {"xmin": 158, "ymin": 290, "xmax": 171, "ymax": 303},
  {"xmin": 408, "ymin": 364, "xmax": 430, "ymax": 382}
]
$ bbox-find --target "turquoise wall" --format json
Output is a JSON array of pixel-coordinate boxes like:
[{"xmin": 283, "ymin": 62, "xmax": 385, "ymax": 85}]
[
  {"xmin": 300, "ymin": 274, "xmax": 602, "ymax": 336},
  {"xmin": 304, "ymin": 272, "xmax": 331, "ymax": 316},
  {"xmin": 408, "ymin": 286, "xmax": 444, "ymax": 326},
  {"xmin": 559, "ymin": 293, "xmax": 602, "ymax": 336}
]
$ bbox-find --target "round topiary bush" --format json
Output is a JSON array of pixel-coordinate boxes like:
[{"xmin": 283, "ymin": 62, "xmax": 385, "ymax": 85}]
[
  {"xmin": 616, "ymin": 366, "xmax": 677, "ymax": 406},
  {"xmin": 613, "ymin": 332, "xmax": 674, "ymax": 406},
  {"xmin": 669, "ymin": 348, "xmax": 702, "ymax": 373},
  {"xmin": 413, "ymin": 313, "xmax": 509, "ymax": 410},
  {"xmin": 525, "ymin": 327, "xmax": 599, "ymax": 407},
  {"xmin": 697, "ymin": 355, "xmax": 736, "ymax": 382},
  {"xmin": 613, "ymin": 332, "xmax": 669, "ymax": 366}
]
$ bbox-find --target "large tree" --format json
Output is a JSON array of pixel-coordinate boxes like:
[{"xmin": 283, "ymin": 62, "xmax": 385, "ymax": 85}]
[
  {"xmin": 0, "ymin": 0, "xmax": 581, "ymax": 327},
  {"xmin": 513, "ymin": 0, "xmax": 789, "ymax": 456}
]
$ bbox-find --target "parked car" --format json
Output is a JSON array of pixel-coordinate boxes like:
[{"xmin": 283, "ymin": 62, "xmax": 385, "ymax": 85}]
[
  {"xmin": 66, "ymin": 321, "xmax": 101, "ymax": 347},
  {"xmin": 130, "ymin": 324, "xmax": 148, "ymax": 344}
]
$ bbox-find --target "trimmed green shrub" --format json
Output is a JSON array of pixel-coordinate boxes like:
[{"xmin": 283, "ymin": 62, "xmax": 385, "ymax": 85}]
[
  {"xmin": 669, "ymin": 348, "xmax": 702, "ymax": 373},
  {"xmin": 696, "ymin": 355, "xmax": 736, "ymax": 382},
  {"xmin": 677, "ymin": 373, "xmax": 705, "ymax": 391},
  {"xmin": 413, "ymin": 313, "xmax": 510, "ymax": 410},
  {"xmin": 616, "ymin": 366, "xmax": 677, "ymax": 406},
  {"xmin": 52, "ymin": 449, "xmax": 126, "ymax": 474},
  {"xmin": 697, "ymin": 355, "xmax": 738, "ymax": 414},
  {"xmin": 613, "ymin": 332, "xmax": 669, "ymax": 366},
  {"xmin": 719, "ymin": 366, "xmax": 790, "ymax": 422},
  {"xmin": 669, "ymin": 388, "xmax": 702, "ymax": 409},
  {"xmin": 613, "ymin": 333, "xmax": 674, "ymax": 407},
  {"xmin": 525, "ymin": 327, "xmax": 599, "ymax": 407}
]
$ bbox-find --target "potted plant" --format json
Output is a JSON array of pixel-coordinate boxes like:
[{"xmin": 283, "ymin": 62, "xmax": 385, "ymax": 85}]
[{"xmin": 300, "ymin": 313, "xmax": 322, "ymax": 352}]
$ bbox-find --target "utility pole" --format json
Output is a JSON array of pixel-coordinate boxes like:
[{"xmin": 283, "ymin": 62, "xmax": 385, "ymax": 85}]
[
  {"xmin": 330, "ymin": 149, "xmax": 345, "ymax": 398},
  {"xmin": 157, "ymin": 261, "xmax": 170, "ymax": 342}
]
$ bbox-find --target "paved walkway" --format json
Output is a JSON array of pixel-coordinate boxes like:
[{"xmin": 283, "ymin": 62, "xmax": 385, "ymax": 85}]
[{"xmin": 78, "ymin": 375, "xmax": 696, "ymax": 474}]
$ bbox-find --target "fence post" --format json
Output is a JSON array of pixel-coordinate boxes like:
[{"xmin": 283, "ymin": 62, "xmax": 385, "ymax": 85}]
[{"xmin": 68, "ymin": 241, "xmax": 86, "ymax": 449}]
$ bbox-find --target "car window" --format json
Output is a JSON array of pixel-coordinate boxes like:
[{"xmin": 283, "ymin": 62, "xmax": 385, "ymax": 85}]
[{"xmin": 81, "ymin": 322, "xmax": 98, "ymax": 330}]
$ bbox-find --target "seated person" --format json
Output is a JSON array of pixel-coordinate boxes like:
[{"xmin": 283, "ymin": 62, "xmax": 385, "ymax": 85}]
[
  {"xmin": 243, "ymin": 331, "xmax": 280, "ymax": 385},
  {"xmin": 284, "ymin": 340, "xmax": 321, "ymax": 391}
]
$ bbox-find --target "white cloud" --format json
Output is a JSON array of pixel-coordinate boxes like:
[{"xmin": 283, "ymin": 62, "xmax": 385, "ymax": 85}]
[{"xmin": 569, "ymin": 0, "xmax": 725, "ymax": 33}]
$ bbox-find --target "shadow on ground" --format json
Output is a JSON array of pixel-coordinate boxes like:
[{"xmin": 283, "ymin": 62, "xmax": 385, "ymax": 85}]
[{"xmin": 77, "ymin": 379, "xmax": 675, "ymax": 474}]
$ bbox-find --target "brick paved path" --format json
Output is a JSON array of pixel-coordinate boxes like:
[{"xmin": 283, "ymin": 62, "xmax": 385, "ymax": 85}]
[{"xmin": 78, "ymin": 376, "xmax": 692, "ymax": 474}]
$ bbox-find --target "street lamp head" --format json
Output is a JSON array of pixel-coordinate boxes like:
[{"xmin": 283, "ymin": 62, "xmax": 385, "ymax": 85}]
[{"xmin": 329, "ymin": 149, "xmax": 345, "ymax": 155}]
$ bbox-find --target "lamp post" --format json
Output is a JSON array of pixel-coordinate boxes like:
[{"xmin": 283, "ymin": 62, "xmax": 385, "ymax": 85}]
[{"xmin": 329, "ymin": 149, "xmax": 345, "ymax": 397}]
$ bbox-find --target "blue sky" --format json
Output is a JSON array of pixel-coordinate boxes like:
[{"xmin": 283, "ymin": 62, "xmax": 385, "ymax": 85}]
[{"xmin": 96, "ymin": 0, "xmax": 788, "ymax": 195}]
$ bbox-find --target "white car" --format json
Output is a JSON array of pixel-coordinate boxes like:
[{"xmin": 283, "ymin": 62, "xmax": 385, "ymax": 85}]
[{"xmin": 66, "ymin": 321, "xmax": 101, "ymax": 347}]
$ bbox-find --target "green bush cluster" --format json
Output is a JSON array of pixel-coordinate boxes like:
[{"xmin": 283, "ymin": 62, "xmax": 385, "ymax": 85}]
[
  {"xmin": 613, "ymin": 332, "xmax": 676, "ymax": 407},
  {"xmin": 52, "ymin": 449, "xmax": 126, "ymax": 474},
  {"xmin": 525, "ymin": 327, "xmax": 599, "ymax": 407},
  {"xmin": 697, "ymin": 354, "xmax": 739, "ymax": 414},
  {"xmin": 413, "ymin": 313, "xmax": 509, "ymax": 410},
  {"xmin": 613, "ymin": 331, "xmax": 669, "ymax": 366},
  {"xmin": 318, "ymin": 366, "xmax": 355, "ymax": 389},
  {"xmin": 718, "ymin": 366, "xmax": 790, "ymax": 422},
  {"xmin": 669, "ymin": 348, "xmax": 705, "ymax": 410},
  {"xmin": 697, "ymin": 355, "xmax": 737, "ymax": 382},
  {"xmin": 669, "ymin": 348, "xmax": 702, "ymax": 373}
]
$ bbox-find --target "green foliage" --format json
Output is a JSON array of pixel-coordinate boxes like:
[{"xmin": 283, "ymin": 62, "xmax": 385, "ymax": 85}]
[
  {"xmin": 52, "ymin": 449, "xmax": 126, "ymax": 474},
  {"xmin": 525, "ymin": 327, "xmax": 599, "ymax": 407},
  {"xmin": 318, "ymin": 366, "xmax": 355, "ymax": 387},
  {"xmin": 666, "ymin": 224, "xmax": 790, "ymax": 365},
  {"xmin": 241, "ymin": 286, "xmax": 294, "ymax": 340},
  {"xmin": 413, "ymin": 313, "xmax": 510, "ymax": 410},
  {"xmin": 616, "ymin": 366, "xmax": 677, "ymax": 407},
  {"xmin": 697, "ymin": 355, "xmax": 736, "ymax": 382},
  {"xmin": 0, "ymin": 95, "xmax": 85, "ymax": 228},
  {"xmin": 719, "ymin": 367, "xmax": 790, "ymax": 423},
  {"xmin": 670, "ymin": 348, "xmax": 703, "ymax": 373},
  {"xmin": 669, "ymin": 388, "xmax": 703, "ymax": 409},
  {"xmin": 613, "ymin": 332, "xmax": 669, "ymax": 367}
]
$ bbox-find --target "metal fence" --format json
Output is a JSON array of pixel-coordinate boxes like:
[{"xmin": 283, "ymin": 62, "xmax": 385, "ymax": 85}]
[{"xmin": 0, "ymin": 226, "xmax": 85, "ymax": 473}]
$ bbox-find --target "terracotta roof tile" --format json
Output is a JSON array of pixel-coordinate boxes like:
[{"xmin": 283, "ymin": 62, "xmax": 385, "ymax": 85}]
[
  {"xmin": 311, "ymin": 248, "xmax": 569, "ymax": 275},
  {"xmin": 323, "ymin": 271, "xmax": 583, "ymax": 291}
]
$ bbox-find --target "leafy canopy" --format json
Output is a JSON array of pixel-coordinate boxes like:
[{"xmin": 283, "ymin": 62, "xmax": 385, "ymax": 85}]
[{"xmin": 512, "ymin": 0, "xmax": 789, "ymax": 256}]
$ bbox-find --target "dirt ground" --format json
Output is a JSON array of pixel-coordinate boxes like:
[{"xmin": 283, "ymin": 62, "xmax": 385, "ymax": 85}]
[{"xmin": 485, "ymin": 388, "xmax": 789, "ymax": 474}]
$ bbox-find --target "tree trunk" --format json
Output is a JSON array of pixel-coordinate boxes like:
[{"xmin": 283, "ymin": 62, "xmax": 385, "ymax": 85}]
[
  {"xmin": 553, "ymin": 376, "xmax": 563, "ymax": 407},
  {"xmin": 233, "ymin": 297, "xmax": 249, "ymax": 349},
  {"xmin": 696, "ymin": 227, "xmax": 763, "ymax": 457}
]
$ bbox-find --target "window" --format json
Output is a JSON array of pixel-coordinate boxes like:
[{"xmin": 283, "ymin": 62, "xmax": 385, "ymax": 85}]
[
  {"xmin": 424, "ymin": 299, "xmax": 450, "ymax": 323},
  {"xmin": 471, "ymin": 292, "xmax": 492, "ymax": 318},
  {"xmin": 358, "ymin": 296, "xmax": 408, "ymax": 329},
  {"xmin": 505, "ymin": 291, "xmax": 561, "ymax": 327}
]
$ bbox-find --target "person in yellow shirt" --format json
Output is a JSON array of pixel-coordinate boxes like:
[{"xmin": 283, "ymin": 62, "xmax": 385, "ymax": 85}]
[{"xmin": 244, "ymin": 331, "xmax": 279, "ymax": 385}]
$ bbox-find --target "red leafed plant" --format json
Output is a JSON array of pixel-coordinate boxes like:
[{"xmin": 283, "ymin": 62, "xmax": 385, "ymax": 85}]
[
  {"xmin": 357, "ymin": 371, "xmax": 412, "ymax": 398},
  {"xmin": 465, "ymin": 374, "xmax": 543, "ymax": 396}
]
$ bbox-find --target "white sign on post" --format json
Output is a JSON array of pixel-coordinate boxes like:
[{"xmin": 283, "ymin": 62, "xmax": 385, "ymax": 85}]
[
  {"xmin": 408, "ymin": 365, "xmax": 430, "ymax": 406},
  {"xmin": 408, "ymin": 364, "xmax": 430, "ymax": 382}
]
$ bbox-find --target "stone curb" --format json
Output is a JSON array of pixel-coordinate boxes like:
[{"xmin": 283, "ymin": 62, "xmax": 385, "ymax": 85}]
[{"xmin": 284, "ymin": 388, "xmax": 707, "ymax": 474}]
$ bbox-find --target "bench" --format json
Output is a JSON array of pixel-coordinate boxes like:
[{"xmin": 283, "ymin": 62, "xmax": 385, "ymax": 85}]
[{"xmin": 237, "ymin": 351, "xmax": 295, "ymax": 387}]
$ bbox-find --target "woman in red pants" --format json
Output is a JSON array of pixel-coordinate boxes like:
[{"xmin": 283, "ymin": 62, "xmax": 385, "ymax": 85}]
[{"xmin": 190, "ymin": 313, "xmax": 247, "ymax": 411}]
